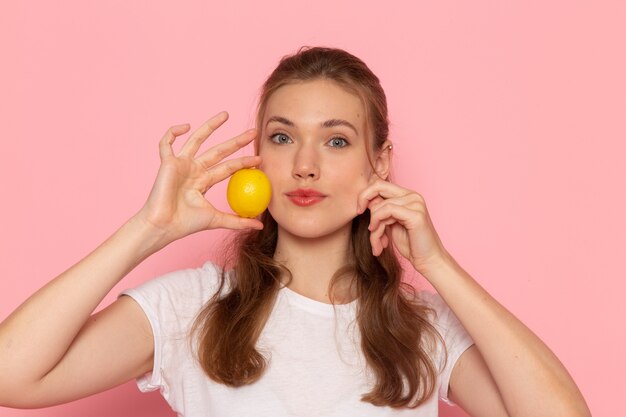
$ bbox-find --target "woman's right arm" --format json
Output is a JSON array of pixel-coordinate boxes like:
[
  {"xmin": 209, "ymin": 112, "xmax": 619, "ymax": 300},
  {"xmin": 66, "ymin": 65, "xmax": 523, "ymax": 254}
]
[{"xmin": 0, "ymin": 112, "xmax": 262, "ymax": 408}]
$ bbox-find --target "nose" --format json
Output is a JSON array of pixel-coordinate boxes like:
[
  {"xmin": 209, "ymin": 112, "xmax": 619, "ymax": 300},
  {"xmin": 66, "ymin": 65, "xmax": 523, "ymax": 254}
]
[{"xmin": 292, "ymin": 143, "xmax": 320, "ymax": 180}]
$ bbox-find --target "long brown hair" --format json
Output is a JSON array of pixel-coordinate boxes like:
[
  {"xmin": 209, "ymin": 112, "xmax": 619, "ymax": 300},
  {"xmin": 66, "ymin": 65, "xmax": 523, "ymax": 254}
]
[{"xmin": 192, "ymin": 46, "xmax": 444, "ymax": 408}]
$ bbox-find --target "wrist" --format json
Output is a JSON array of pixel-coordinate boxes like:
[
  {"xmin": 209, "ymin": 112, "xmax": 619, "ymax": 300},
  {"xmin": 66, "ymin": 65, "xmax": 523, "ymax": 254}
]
[
  {"xmin": 412, "ymin": 250, "xmax": 456, "ymax": 280},
  {"xmin": 123, "ymin": 213, "xmax": 174, "ymax": 257}
]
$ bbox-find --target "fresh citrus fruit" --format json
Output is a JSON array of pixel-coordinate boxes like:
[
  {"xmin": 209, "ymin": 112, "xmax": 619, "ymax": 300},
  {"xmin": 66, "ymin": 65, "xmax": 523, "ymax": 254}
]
[{"xmin": 226, "ymin": 168, "xmax": 272, "ymax": 218}]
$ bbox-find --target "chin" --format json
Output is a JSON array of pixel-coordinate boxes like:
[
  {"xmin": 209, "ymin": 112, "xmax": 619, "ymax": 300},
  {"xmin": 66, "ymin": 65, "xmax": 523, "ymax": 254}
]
[
  {"xmin": 270, "ymin": 208, "xmax": 355, "ymax": 240},
  {"xmin": 281, "ymin": 225, "xmax": 351, "ymax": 240}
]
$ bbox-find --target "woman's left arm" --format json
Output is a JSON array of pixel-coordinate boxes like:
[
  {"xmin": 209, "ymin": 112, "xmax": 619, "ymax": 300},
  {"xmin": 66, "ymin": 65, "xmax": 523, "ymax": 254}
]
[{"xmin": 358, "ymin": 179, "xmax": 591, "ymax": 417}]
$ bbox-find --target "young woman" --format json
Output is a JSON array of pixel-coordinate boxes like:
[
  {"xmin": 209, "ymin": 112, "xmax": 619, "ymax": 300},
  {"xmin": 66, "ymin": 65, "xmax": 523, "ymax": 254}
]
[{"xmin": 0, "ymin": 47, "xmax": 590, "ymax": 416}]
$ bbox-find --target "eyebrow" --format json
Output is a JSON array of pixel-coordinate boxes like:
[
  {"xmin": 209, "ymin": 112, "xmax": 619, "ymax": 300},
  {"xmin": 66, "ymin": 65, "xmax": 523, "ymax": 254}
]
[{"xmin": 266, "ymin": 116, "xmax": 359, "ymax": 135}]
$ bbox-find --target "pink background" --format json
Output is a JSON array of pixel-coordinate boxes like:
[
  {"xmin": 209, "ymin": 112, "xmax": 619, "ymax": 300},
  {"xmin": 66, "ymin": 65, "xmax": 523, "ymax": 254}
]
[{"xmin": 1, "ymin": 1, "xmax": 624, "ymax": 416}]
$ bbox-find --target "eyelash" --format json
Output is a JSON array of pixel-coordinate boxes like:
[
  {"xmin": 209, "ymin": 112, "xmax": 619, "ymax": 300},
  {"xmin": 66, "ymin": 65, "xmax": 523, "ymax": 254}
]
[
  {"xmin": 268, "ymin": 133, "xmax": 350, "ymax": 148},
  {"xmin": 269, "ymin": 133, "xmax": 292, "ymax": 144}
]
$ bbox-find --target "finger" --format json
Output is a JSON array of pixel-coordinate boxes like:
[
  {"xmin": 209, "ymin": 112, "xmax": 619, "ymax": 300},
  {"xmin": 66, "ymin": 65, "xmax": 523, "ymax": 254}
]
[
  {"xmin": 178, "ymin": 111, "xmax": 229, "ymax": 158},
  {"xmin": 369, "ymin": 215, "xmax": 396, "ymax": 256},
  {"xmin": 159, "ymin": 124, "xmax": 191, "ymax": 160},
  {"xmin": 356, "ymin": 179, "xmax": 387, "ymax": 214},
  {"xmin": 199, "ymin": 155, "xmax": 262, "ymax": 193},
  {"xmin": 211, "ymin": 210, "xmax": 264, "ymax": 231},
  {"xmin": 370, "ymin": 203, "xmax": 421, "ymax": 233},
  {"xmin": 196, "ymin": 128, "xmax": 257, "ymax": 170},
  {"xmin": 370, "ymin": 220, "xmax": 389, "ymax": 256},
  {"xmin": 364, "ymin": 195, "xmax": 385, "ymax": 213},
  {"xmin": 369, "ymin": 216, "xmax": 396, "ymax": 233},
  {"xmin": 357, "ymin": 179, "xmax": 413, "ymax": 214},
  {"xmin": 368, "ymin": 196, "xmax": 420, "ymax": 231},
  {"xmin": 381, "ymin": 232, "xmax": 390, "ymax": 249}
]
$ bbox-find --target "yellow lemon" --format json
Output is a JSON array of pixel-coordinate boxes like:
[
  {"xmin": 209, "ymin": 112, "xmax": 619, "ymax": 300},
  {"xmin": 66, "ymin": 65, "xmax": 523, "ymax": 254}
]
[{"xmin": 226, "ymin": 168, "xmax": 272, "ymax": 218}]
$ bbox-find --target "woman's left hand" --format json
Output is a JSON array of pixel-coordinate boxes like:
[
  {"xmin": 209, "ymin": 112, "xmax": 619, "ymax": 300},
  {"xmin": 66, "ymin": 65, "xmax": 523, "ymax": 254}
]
[{"xmin": 357, "ymin": 178, "xmax": 450, "ymax": 274}]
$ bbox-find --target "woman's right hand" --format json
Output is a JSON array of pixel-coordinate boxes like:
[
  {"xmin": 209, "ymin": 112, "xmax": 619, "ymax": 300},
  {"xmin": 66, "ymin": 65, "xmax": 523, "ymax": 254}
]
[{"xmin": 136, "ymin": 111, "xmax": 263, "ymax": 246}]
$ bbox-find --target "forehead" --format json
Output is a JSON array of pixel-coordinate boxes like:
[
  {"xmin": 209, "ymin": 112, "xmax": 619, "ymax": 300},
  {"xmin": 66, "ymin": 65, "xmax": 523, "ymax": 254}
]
[{"xmin": 263, "ymin": 79, "xmax": 366, "ymax": 131}]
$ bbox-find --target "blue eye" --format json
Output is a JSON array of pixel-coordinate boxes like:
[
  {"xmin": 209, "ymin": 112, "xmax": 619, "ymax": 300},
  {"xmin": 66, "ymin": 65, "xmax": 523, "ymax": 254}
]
[
  {"xmin": 328, "ymin": 137, "xmax": 349, "ymax": 148},
  {"xmin": 269, "ymin": 133, "xmax": 292, "ymax": 144}
]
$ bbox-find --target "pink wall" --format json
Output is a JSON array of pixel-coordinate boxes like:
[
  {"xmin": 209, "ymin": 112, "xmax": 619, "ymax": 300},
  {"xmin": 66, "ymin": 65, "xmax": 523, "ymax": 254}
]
[{"xmin": 1, "ymin": 1, "xmax": 624, "ymax": 416}]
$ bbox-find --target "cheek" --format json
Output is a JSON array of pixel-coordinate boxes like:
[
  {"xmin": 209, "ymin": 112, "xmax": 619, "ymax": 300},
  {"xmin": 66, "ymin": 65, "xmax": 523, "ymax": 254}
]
[
  {"xmin": 336, "ymin": 168, "xmax": 371, "ymax": 199},
  {"xmin": 260, "ymin": 166, "xmax": 280, "ymax": 197},
  {"xmin": 258, "ymin": 151, "xmax": 281, "ymax": 179},
  {"xmin": 258, "ymin": 155, "xmax": 285, "ymax": 208}
]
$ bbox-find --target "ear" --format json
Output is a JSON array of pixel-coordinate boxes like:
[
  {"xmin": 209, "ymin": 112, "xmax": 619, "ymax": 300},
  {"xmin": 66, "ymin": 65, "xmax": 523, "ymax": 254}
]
[{"xmin": 374, "ymin": 140, "xmax": 393, "ymax": 180}]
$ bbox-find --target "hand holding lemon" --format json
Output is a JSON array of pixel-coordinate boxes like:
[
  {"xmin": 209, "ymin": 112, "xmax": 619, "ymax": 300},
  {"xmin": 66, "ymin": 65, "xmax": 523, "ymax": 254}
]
[
  {"xmin": 227, "ymin": 168, "xmax": 272, "ymax": 218},
  {"xmin": 137, "ymin": 112, "xmax": 267, "ymax": 247}
]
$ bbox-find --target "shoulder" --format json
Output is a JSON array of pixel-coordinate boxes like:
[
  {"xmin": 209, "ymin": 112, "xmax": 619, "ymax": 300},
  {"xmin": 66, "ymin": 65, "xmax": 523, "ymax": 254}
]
[
  {"xmin": 131, "ymin": 260, "xmax": 222, "ymax": 293},
  {"xmin": 121, "ymin": 261, "xmax": 226, "ymax": 321},
  {"xmin": 415, "ymin": 291, "xmax": 475, "ymax": 403},
  {"xmin": 415, "ymin": 290, "xmax": 473, "ymax": 352},
  {"xmin": 144, "ymin": 261, "xmax": 223, "ymax": 294},
  {"xmin": 415, "ymin": 290, "xmax": 450, "ymax": 323}
]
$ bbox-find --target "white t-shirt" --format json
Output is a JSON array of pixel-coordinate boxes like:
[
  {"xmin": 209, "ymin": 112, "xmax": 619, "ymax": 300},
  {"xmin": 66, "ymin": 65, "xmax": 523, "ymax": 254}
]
[{"xmin": 121, "ymin": 261, "xmax": 473, "ymax": 417}]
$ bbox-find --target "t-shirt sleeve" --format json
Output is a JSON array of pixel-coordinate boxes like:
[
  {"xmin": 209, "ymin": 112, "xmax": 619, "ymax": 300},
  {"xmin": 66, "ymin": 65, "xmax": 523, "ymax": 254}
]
[
  {"xmin": 419, "ymin": 291, "xmax": 475, "ymax": 406},
  {"xmin": 119, "ymin": 261, "xmax": 223, "ymax": 393}
]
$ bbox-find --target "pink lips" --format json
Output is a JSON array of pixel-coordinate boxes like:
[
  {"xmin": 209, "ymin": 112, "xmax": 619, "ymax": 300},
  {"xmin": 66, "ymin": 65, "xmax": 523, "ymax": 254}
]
[{"xmin": 285, "ymin": 188, "xmax": 327, "ymax": 207}]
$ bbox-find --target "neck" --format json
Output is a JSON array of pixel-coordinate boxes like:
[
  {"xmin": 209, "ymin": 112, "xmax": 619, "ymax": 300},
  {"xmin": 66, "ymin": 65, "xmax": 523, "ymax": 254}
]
[{"xmin": 274, "ymin": 224, "xmax": 356, "ymax": 304}]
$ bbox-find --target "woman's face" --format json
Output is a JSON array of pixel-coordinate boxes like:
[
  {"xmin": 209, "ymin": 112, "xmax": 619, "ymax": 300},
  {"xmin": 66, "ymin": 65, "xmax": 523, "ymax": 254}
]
[{"xmin": 258, "ymin": 78, "xmax": 378, "ymax": 240}]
